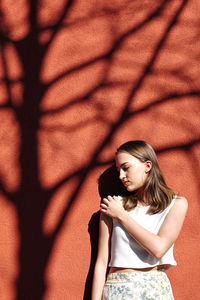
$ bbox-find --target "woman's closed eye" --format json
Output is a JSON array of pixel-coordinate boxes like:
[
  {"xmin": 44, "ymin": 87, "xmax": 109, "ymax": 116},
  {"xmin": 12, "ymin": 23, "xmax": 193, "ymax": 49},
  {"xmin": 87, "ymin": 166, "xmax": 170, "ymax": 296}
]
[{"xmin": 122, "ymin": 167, "xmax": 129, "ymax": 171}]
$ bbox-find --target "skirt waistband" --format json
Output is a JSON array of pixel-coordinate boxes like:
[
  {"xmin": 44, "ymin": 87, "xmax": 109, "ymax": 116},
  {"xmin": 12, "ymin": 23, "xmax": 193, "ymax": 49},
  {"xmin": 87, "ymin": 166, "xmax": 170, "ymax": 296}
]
[{"xmin": 107, "ymin": 270, "xmax": 166, "ymax": 283}]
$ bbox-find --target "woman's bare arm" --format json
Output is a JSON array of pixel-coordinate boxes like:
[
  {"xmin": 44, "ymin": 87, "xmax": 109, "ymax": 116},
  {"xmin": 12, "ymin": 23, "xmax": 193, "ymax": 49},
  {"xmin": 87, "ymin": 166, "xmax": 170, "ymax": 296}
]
[
  {"xmin": 91, "ymin": 213, "xmax": 112, "ymax": 300},
  {"xmin": 100, "ymin": 196, "xmax": 188, "ymax": 259}
]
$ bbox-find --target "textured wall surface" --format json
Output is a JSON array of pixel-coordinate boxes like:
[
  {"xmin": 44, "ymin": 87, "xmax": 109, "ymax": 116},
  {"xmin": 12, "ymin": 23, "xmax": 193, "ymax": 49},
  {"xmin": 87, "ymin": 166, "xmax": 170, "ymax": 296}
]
[{"xmin": 0, "ymin": 0, "xmax": 199, "ymax": 299}]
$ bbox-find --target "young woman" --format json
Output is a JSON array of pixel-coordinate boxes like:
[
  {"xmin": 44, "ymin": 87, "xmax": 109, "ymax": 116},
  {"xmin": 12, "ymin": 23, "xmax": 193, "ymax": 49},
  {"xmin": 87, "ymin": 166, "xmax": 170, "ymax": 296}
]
[{"xmin": 92, "ymin": 140, "xmax": 188, "ymax": 300}]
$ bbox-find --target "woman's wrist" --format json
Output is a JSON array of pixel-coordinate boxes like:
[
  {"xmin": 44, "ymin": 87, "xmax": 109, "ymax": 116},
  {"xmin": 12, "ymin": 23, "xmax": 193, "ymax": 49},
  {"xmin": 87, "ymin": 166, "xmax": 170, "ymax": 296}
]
[{"xmin": 117, "ymin": 209, "xmax": 129, "ymax": 223}]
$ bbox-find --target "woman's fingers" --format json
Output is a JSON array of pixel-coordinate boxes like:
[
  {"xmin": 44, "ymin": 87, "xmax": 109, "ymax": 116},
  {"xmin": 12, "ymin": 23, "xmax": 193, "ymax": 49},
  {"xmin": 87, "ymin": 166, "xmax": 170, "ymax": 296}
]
[
  {"xmin": 101, "ymin": 195, "xmax": 120, "ymax": 210},
  {"xmin": 102, "ymin": 196, "xmax": 118, "ymax": 208},
  {"xmin": 100, "ymin": 204, "xmax": 108, "ymax": 214},
  {"xmin": 100, "ymin": 203, "xmax": 107, "ymax": 209},
  {"xmin": 103, "ymin": 197, "xmax": 109, "ymax": 204}
]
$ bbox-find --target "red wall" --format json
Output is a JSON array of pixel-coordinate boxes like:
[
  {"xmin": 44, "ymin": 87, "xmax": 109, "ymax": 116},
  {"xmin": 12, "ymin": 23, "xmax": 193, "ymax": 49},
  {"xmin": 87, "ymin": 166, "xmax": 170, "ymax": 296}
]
[{"xmin": 0, "ymin": 1, "xmax": 200, "ymax": 299}]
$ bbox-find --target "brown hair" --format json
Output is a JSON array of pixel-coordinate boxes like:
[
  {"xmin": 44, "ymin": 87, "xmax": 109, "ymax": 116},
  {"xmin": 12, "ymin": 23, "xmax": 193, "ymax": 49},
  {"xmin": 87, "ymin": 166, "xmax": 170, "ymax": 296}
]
[{"xmin": 116, "ymin": 140, "xmax": 175, "ymax": 214}]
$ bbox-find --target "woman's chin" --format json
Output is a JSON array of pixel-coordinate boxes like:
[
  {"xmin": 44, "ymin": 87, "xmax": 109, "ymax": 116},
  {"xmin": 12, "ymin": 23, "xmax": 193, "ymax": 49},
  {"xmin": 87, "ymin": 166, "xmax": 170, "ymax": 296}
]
[{"xmin": 126, "ymin": 185, "xmax": 134, "ymax": 192}]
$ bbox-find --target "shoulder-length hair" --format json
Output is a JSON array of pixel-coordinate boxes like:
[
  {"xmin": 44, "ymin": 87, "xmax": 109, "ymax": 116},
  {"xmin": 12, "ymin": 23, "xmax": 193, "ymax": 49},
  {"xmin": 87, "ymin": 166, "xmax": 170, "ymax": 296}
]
[{"xmin": 116, "ymin": 140, "xmax": 175, "ymax": 214}]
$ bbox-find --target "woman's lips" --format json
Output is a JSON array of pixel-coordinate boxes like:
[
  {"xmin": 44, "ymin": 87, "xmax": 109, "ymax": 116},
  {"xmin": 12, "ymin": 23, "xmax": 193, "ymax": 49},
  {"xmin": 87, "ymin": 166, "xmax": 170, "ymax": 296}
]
[{"xmin": 122, "ymin": 181, "xmax": 129, "ymax": 186}]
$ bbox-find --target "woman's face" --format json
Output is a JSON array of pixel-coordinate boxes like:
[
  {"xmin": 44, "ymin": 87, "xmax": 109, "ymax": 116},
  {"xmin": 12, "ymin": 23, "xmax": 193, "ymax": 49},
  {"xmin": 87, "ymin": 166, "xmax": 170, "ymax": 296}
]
[{"xmin": 115, "ymin": 151, "xmax": 151, "ymax": 192}]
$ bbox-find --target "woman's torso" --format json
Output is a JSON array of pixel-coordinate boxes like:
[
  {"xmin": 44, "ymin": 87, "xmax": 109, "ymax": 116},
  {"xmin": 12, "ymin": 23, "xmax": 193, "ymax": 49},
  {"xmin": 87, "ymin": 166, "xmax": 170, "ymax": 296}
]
[{"xmin": 108, "ymin": 197, "xmax": 177, "ymax": 272}]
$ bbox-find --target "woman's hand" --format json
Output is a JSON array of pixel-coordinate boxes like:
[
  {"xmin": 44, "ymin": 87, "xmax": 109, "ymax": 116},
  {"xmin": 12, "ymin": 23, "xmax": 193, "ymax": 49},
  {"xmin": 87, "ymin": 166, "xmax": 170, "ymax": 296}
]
[{"xmin": 100, "ymin": 196, "xmax": 125, "ymax": 220}]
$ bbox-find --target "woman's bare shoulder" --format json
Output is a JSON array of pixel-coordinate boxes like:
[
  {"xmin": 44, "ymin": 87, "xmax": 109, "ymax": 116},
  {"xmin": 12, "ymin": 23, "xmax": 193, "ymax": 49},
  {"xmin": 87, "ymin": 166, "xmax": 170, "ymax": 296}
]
[{"xmin": 174, "ymin": 195, "xmax": 188, "ymax": 211}]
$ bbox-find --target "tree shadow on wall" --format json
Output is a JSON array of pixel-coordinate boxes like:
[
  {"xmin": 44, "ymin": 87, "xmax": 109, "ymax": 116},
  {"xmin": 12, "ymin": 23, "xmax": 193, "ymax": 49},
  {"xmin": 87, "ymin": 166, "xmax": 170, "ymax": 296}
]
[{"xmin": 0, "ymin": 0, "xmax": 199, "ymax": 300}]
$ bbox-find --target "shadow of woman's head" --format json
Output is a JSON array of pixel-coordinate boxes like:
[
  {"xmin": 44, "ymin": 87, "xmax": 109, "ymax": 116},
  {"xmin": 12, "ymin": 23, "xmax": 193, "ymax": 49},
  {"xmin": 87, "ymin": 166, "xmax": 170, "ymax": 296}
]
[{"xmin": 98, "ymin": 164, "xmax": 127, "ymax": 199}]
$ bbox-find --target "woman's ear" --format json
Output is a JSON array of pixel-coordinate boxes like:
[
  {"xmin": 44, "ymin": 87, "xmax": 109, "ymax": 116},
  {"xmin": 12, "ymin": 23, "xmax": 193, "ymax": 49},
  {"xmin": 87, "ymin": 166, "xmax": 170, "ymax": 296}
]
[{"xmin": 145, "ymin": 160, "xmax": 152, "ymax": 173}]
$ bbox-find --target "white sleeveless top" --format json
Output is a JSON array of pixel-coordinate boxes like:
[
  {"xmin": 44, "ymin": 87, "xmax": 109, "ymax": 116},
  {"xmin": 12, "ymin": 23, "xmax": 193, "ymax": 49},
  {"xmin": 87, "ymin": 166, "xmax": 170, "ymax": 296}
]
[{"xmin": 109, "ymin": 196, "xmax": 177, "ymax": 269}]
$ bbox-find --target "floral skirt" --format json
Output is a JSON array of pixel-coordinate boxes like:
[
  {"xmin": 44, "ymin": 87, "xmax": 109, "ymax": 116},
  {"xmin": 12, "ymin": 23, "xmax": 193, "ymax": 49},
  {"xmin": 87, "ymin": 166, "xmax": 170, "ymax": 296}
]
[{"xmin": 102, "ymin": 270, "xmax": 174, "ymax": 300}]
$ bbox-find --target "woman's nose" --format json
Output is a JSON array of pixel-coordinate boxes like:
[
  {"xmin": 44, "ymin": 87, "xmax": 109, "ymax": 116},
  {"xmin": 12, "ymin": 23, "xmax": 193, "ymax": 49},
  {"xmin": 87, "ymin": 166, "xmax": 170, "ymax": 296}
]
[{"xmin": 119, "ymin": 169, "xmax": 125, "ymax": 180}]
